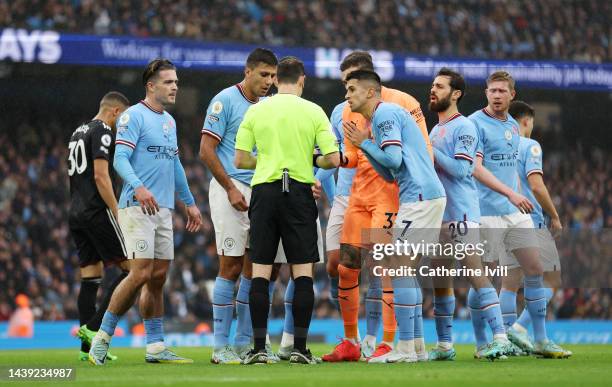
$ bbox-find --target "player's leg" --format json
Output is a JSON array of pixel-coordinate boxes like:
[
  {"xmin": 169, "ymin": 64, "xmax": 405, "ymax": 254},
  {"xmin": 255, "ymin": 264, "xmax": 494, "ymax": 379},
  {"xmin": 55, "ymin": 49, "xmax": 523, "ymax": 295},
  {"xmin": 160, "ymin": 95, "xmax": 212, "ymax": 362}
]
[
  {"xmin": 234, "ymin": 254, "xmax": 252, "ymax": 356},
  {"xmin": 363, "ymin": 266, "xmax": 382, "ymax": 357},
  {"xmin": 512, "ymin": 228, "xmax": 563, "ymax": 355},
  {"xmin": 386, "ymin": 198, "xmax": 445, "ymax": 363},
  {"xmin": 506, "ymin": 214, "xmax": 567, "ymax": 357},
  {"xmin": 414, "ymin": 283, "xmax": 426, "ymax": 360},
  {"xmin": 89, "ymin": 258, "xmax": 155, "ymax": 365},
  {"xmin": 141, "ymin": 208, "xmax": 191, "ymax": 364},
  {"xmin": 278, "ymin": 218, "xmax": 322, "ymax": 360},
  {"xmin": 79, "ymin": 212, "xmax": 131, "ymax": 361},
  {"xmin": 209, "ymin": 178, "xmax": 251, "ymax": 363},
  {"xmin": 78, "ymin": 260, "xmax": 103, "ymax": 358},
  {"xmin": 462, "ymin": 250, "xmax": 509, "ymax": 360},
  {"xmin": 322, "ymin": 199, "xmax": 371, "ymax": 362},
  {"xmin": 500, "ymin": 267, "xmax": 522, "ymax": 332},
  {"xmin": 325, "ymin": 195, "xmax": 348, "ymax": 313}
]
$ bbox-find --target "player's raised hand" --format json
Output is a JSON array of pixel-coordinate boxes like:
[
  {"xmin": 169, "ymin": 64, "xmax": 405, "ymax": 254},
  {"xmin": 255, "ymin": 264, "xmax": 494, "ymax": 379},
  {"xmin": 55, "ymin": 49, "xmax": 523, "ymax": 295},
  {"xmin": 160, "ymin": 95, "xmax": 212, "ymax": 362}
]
[
  {"xmin": 312, "ymin": 179, "xmax": 322, "ymax": 200},
  {"xmin": 550, "ymin": 217, "xmax": 563, "ymax": 239},
  {"xmin": 135, "ymin": 186, "xmax": 160, "ymax": 215},
  {"xmin": 185, "ymin": 205, "xmax": 202, "ymax": 232},
  {"xmin": 343, "ymin": 120, "xmax": 369, "ymax": 147},
  {"xmin": 227, "ymin": 186, "xmax": 248, "ymax": 211},
  {"xmin": 508, "ymin": 191, "xmax": 534, "ymax": 214}
]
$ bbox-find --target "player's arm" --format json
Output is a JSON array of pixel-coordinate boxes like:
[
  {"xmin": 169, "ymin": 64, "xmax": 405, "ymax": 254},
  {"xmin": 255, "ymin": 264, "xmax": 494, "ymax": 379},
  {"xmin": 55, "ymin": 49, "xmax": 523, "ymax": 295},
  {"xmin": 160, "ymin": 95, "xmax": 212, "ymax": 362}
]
[
  {"xmin": 234, "ymin": 109, "xmax": 259, "ymax": 170},
  {"xmin": 343, "ymin": 115, "xmax": 401, "ymax": 173},
  {"xmin": 433, "ymin": 148, "xmax": 472, "ymax": 178},
  {"xmin": 435, "ymin": 123, "xmax": 477, "ymax": 178},
  {"xmin": 234, "ymin": 149, "xmax": 257, "ymax": 169},
  {"xmin": 524, "ymin": 142, "xmax": 561, "ymax": 234},
  {"xmin": 361, "ymin": 150, "xmax": 395, "ymax": 182},
  {"xmin": 200, "ymin": 95, "xmax": 248, "ymax": 211},
  {"xmin": 173, "ymin": 151, "xmax": 202, "ymax": 232},
  {"xmin": 315, "ymin": 168, "xmax": 336, "ymax": 201},
  {"xmin": 90, "ymin": 126, "xmax": 119, "ymax": 218},
  {"xmin": 527, "ymin": 173, "xmax": 561, "ymax": 233},
  {"xmin": 114, "ymin": 112, "xmax": 159, "ymax": 215},
  {"xmin": 472, "ymin": 156, "xmax": 533, "ymax": 214},
  {"xmin": 94, "ymin": 159, "xmax": 119, "ymax": 218},
  {"xmin": 314, "ymin": 109, "xmax": 340, "ymax": 169}
]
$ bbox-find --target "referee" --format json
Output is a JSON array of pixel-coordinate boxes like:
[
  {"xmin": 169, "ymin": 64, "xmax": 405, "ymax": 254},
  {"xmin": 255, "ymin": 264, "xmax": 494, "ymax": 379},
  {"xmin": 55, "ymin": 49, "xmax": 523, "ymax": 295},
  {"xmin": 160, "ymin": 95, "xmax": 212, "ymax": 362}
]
[{"xmin": 234, "ymin": 56, "xmax": 339, "ymax": 365}]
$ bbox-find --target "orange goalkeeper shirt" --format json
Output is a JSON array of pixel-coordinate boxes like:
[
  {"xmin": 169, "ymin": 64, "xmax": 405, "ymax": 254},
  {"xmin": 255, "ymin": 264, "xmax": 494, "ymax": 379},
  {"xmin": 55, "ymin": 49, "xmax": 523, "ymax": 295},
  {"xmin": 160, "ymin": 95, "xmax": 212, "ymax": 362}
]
[{"xmin": 342, "ymin": 86, "xmax": 432, "ymax": 203}]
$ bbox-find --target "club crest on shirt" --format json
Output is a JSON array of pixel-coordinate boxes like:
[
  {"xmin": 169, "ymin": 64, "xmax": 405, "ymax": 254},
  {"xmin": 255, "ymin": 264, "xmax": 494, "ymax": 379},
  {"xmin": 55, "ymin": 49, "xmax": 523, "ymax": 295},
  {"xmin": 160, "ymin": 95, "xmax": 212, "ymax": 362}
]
[
  {"xmin": 212, "ymin": 101, "xmax": 223, "ymax": 114},
  {"xmin": 504, "ymin": 130, "xmax": 512, "ymax": 141}
]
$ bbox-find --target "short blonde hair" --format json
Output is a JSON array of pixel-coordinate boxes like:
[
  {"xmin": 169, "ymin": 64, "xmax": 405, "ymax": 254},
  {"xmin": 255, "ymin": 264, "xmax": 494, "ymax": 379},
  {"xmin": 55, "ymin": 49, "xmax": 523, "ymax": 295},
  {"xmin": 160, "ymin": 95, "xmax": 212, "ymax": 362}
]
[{"xmin": 486, "ymin": 71, "xmax": 515, "ymax": 90}]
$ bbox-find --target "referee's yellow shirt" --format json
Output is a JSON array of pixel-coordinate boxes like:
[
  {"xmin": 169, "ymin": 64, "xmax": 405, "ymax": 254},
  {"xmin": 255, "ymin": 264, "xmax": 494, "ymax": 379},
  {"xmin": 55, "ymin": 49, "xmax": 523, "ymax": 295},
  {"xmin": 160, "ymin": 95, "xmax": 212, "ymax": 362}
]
[{"xmin": 235, "ymin": 94, "xmax": 338, "ymax": 187}]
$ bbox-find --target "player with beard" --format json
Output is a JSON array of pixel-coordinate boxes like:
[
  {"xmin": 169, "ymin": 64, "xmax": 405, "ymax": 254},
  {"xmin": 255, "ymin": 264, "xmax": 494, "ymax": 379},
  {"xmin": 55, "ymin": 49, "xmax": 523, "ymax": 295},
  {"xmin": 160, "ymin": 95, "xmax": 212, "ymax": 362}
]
[{"xmin": 428, "ymin": 68, "xmax": 508, "ymax": 360}]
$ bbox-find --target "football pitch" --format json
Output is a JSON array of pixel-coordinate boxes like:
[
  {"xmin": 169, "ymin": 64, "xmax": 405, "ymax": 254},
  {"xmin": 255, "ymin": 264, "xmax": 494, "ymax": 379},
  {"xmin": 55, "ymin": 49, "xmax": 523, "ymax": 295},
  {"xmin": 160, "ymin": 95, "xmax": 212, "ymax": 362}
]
[{"xmin": 1, "ymin": 345, "xmax": 611, "ymax": 386}]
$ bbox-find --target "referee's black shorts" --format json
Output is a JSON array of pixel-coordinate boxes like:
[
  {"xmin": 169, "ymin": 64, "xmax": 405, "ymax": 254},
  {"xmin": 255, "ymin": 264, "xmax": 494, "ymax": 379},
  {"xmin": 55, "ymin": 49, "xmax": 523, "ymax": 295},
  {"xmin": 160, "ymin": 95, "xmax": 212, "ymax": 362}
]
[
  {"xmin": 69, "ymin": 208, "xmax": 128, "ymax": 268},
  {"xmin": 249, "ymin": 178, "xmax": 319, "ymax": 265}
]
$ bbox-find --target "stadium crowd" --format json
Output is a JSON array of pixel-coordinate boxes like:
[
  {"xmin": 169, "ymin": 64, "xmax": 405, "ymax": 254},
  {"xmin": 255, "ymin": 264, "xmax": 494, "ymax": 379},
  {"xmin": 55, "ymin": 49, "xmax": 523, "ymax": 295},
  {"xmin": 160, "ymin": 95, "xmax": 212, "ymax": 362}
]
[
  {"xmin": 0, "ymin": 119, "xmax": 610, "ymax": 323},
  {"xmin": 1, "ymin": 0, "xmax": 609, "ymax": 62}
]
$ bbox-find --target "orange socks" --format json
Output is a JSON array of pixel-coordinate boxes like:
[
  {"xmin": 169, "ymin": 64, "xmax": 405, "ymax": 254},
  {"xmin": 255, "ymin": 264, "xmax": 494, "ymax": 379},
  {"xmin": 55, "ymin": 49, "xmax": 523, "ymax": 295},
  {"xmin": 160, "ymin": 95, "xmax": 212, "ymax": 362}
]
[
  {"xmin": 382, "ymin": 288, "xmax": 396, "ymax": 343},
  {"xmin": 338, "ymin": 264, "xmax": 361, "ymax": 339}
]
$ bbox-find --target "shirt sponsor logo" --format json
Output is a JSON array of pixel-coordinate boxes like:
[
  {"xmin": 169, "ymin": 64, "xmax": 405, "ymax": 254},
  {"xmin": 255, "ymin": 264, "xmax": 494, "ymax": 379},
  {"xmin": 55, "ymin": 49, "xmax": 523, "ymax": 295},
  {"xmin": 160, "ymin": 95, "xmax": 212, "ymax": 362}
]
[{"xmin": 147, "ymin": 145, "xmax": 177, "ymax": 160}]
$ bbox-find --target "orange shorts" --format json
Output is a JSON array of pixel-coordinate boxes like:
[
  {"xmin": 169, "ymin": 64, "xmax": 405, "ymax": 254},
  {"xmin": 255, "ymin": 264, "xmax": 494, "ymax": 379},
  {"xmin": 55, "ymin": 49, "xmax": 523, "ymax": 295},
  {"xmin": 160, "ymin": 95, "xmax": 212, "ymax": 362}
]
[{"xmin": 340, "ymin": 195, "xmax": 399, "ymax": 248}]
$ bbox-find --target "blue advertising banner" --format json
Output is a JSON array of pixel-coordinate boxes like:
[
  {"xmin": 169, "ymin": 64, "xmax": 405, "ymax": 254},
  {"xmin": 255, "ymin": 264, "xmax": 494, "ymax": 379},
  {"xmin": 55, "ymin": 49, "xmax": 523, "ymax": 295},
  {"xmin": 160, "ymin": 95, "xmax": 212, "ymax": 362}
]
[
  {"xmin": 1, "ymin": 319, "xmax": 611, "ymax": 350},
  {"xmin": 1, "ymin": 28, "xmax": 611, "ymax": 91}
]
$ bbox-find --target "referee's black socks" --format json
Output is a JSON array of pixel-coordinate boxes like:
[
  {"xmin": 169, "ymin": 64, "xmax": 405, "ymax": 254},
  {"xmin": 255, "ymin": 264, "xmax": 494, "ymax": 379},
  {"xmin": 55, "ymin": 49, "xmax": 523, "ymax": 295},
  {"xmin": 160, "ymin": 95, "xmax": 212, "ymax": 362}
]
[
  {"xmin": 292, "ymin": 276, "xmax": 314, "ymax": 352},
  {"xmin": 249, "ymin": 277, "xmax": 270, "ymax": 351}
]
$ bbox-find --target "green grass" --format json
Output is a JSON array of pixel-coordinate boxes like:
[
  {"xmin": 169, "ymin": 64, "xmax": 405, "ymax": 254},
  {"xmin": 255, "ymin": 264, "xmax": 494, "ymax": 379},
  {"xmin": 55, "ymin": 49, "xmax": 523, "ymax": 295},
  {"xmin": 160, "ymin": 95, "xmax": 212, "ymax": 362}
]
[{"xmin": 1, "ymin": 345, "xmax": 611, "ymax": 386}]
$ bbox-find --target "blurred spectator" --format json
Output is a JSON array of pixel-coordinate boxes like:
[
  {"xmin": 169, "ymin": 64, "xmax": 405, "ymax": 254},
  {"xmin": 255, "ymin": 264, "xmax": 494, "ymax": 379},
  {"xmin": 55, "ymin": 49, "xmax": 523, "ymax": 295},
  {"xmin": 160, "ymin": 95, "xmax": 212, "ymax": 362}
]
[
  {"xmin": 0, "ymin": 0, "xmax": 609, "ymax": 62},
  {"xmin": 7, "ymin": 294, "xmax": 34, "ymax": 337}
]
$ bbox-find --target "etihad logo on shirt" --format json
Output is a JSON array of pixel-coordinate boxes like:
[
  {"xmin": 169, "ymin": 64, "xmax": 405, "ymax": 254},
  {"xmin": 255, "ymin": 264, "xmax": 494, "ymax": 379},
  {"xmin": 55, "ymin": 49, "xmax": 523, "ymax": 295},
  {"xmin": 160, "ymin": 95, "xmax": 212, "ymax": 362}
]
[{"xmin": 147, "ymin": 145, "xmax": 177, "ymax": 160}]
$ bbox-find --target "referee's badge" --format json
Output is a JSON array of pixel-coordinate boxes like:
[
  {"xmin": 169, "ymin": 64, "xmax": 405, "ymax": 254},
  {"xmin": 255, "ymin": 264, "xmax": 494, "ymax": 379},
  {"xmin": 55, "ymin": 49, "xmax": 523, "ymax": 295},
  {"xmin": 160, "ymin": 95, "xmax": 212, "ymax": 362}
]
[{"xmin": 212, "ymin": 101, "xmax": 223, "ymax": 114}]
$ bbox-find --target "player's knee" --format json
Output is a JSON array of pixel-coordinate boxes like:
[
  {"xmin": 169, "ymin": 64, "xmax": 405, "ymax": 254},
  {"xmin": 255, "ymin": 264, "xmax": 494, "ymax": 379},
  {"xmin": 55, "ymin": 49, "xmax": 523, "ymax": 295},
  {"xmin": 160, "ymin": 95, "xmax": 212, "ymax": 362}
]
[
  {"xmin": 326, "ymin": 250, "xmax": 340, "ymax": 277},
  {"xmin": 149, "ymin": 269, "xmax": 168, "ymax": 288},
  {"xmin": 219, "ymin": 256, "xmax": 243, "ymax": 281},
  {"xmin": 339, "ymin": 244, "xmax": 361, "ymax": 269},
  {"xmin": 130, "ymin": 267, "xmax": 153, "ymax": 287}
]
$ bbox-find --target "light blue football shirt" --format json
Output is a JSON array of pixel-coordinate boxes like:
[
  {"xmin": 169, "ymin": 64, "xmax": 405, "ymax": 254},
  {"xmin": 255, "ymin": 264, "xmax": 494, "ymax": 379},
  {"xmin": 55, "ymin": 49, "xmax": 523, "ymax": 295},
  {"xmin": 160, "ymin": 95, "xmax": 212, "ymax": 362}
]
[
  {"xmin": 330, "ymin": 101, "xmax": 356, "ymax": 197},
  {"xmin": 430, "ymin": 113, "xmax": 480, "ymax": 222},
  {"xmin": 202, "ymin": 84, "xmax": 258, "ymax": 185},
  {"xmin": 115, "ymin": 101, "xmax": 183, "ymax": 210},
  {"xmin": 469, "ymin": 108, "xmax": 521, "ymax": 216},
  {"xmin": 517, "ymin": 136, "xmax": 546, "ymax": 227},
  {"xmin": 371, "ymin": 102, "xmax": 445, "ymax": 203}
]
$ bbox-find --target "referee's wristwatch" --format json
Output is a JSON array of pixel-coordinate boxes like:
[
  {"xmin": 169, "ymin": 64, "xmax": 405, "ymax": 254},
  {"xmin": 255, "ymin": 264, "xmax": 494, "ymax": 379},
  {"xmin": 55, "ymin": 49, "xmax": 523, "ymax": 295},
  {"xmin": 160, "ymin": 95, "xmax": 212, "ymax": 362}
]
[{"xmin": 312, "ymin": 154, "xmax": 322, "ymax": 167}]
